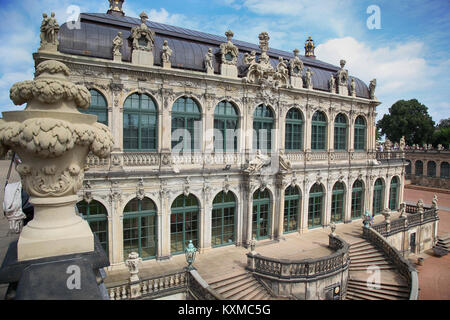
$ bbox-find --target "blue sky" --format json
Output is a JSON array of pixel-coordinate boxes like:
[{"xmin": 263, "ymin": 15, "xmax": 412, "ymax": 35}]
[{"xmin": 0, "ymin": 0, "xmax": 449, "ymax": 124}]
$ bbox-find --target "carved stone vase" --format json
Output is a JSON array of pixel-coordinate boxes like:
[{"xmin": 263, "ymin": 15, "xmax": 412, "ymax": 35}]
[{"xmin": 0, "ymin": 60, "xmax": 113, "ymax": 261}]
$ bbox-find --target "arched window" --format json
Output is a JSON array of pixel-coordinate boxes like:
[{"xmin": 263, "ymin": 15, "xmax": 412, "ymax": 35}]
[
  {"xmin": 331, "ymin": 182, "xmax": 345, "ymax": 223},
  {"xmin": 123, "ymin": 93, "xmax": 158, "ymax": 151},
  {"xmin": 214, "ymin": 101, "xmax": 239, "ymax": 152},
  {"xmin": 171, "ymin": 97, "xmax": 202, "ymax": 153},
  {"xmin": 389, "ymin": 177, "xmax": 399, "ymax": 210},
  {"xmin": 415, "ymin": 160, "xmax": 423, "ymax": 176},
  {"xmin": 123, "ymin": 197, "xmax": 157, "ymax": 260},
  {"xmin": 427, "ymin": 161, "xmax": 436, "ymax": 177},
  {"xmin": 253, "ymin": 105, "xmax": 274, "ymax": 152},
  {"xmin": 354, "ymin": 116, "xmax": 366, "ymax": 151},
  {"xmin": 77, "ymin": 200, "xmax": 108, "ymax": 254},
  {"xmin": 79, "ymin": 89, "xmax": 108, "ymax": 126},
  {"xmin": 351, "ymin": 180, "xmax": 364, "ymax": 219},
  {"xmin": 252, "ymin": 189, "xmax": 271, "ymax": 240},
  {"xmin": 311, "ymin": 111, "xmax": 327, "ymax": 151},
  {"xmin": 334, "ymin": 113, "xmax": 347, "ymax": 151},
  {"xmin": 284, "ymin": 186, "xmax": 301, "ymax": 233},
  {"xmin": 373, "ymin": 179, "xmax": 384, "ymax": 216},
  {"xmin": 212, "ymin": 191, "xmax": 236, "ymax": 247},
  {"xmin": 441, "ymin": 162, "xmax": 449, "ymax": 178},
  {"xmin": 308, "ymin": 184, "xmax": 324, "ymax": 228},
  {"xmin": 171, "ymin": 194, "xmax": 199, "ymax": 254},
  {"xmin": 405, "ymin": 160, "xmax": 412, "ymax": 176},
  {"xmin": 285, "ymin": 108, "xmax": 303, "ymax": 151}
]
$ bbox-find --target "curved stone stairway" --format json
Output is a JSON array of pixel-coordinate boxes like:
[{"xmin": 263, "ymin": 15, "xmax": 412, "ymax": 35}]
[
  {"xmin": 346, "ymin": 240, "xmax": 410, "ymax": 300},
  {"xmin": 207, "ymin": 271, "xmax": 273, "ymax": 300}
]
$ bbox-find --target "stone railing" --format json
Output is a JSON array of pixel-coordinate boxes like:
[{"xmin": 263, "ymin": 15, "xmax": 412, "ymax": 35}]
[
  {"xmin": 376, "ymin": 150, "xmax": 405, "ymax": 161},
  {"xmin": 372, "ymin": 207, "xmax": 438, "ymax": 237},
  {"xmin": 246, "ymin": 234, "xmax": 349, "ymax": 281},
  {"xmin": 187, "ymin": 270, "xmax": 224, "ymax": 300},
  {"xmin": 362, "ymin": 227, "xmax": 419, "ymax": 300},
  {"xmin": 107, "ymin": 271, "xmax": 187, "ymax": 300}
]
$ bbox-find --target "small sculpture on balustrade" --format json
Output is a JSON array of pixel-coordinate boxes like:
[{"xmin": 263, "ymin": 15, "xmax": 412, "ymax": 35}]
[
  {"xmin": 249, "ymin": 238, "xmax": 257, "ymax": 253},
  {"xmin": 125, "ymin": 252, "xmax": 142, "ymax": 282},
  {"xmin": 384, "ymin": 138, "xmax": 392, "ymax": 151},
  {"xmin": 382, "ymin": 208, "xmax": 391, "ymax": 224},
  {"xmin": 437, "ymin": 144, "xmax": 444, "ymax": 151},
  {"xmin": 399, "ymin": 202, "xmax": 406, "ymax": 218},
  {"xmin": 363, "ymin": 209, "xmax": 373, "ymax": 228},
  {"xmin": 432, "ymin": 194, "xmax": 438, "ymax": 210},
  {"xmin": 417, "ymin": 199, "xmax": 424, "ymax": 214},
  {"xmin": 399, "ymin": 136, "xmax": 406, "ymax": 151},
  {"xmin": 329, "ymin": 222, "xmax": 336, "ymax": 236}
]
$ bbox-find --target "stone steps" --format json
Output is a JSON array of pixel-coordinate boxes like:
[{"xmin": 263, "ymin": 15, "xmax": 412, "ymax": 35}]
[
  {"xmin": 208, "ymin": 271, "xmax": 272, "ymax": 300},
  {"xmin": 346, "ymin": 284, "xmax": 409, "ymax": 300},
  {"xmin": 348, "ymin": 279, "xmax": 409, "ymax": 292}
]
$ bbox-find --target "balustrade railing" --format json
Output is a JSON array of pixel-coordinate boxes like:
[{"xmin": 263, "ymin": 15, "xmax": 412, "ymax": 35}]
[
  {"xmin": 247, "ymin": 235, "xmax": 349, "ymax": 280},
  {"xmin": 376, "ymin": 151, "xmax": 405, "ymax": 160}
]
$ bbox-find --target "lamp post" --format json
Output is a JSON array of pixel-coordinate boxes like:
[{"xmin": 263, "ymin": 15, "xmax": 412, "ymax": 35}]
[{"xmin": 185, "ymin": 240, "xmax": 197, "ymax": 271}]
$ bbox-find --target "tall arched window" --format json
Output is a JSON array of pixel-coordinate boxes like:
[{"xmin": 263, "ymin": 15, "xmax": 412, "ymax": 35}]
[
  {"xmin": 389, "ymin": 177, "xmax": 399, "ymax": 210},
  {"xmin": 441, "ymin": 162, "xmax": 449, "ymax": 178},
  {"xmin": 331, "ymin": 182, "xmax": 345, "ymax": 223},
  {"xmin": 351, "ymin": 180, "xmax": 364, "ymax": 219},
  {"xmin": 212, "ymin": 191, "xmax": 236, "ymax": 247},
  {"xmin": 171, "ymin": 194, "xmax": 199, "ymax": 254},
  {"xmin": 415, "ymin": 160, "xmax": 423, "ymax": 176},
  {"xmin": 123, "ymin": 197, "xmax": 157, "ymax": 260},
  {"xmin": 79, "ymin": 89, "xmax": 108, "ymax": 126},
  {"xmin": 253, "ymin": 105, "xmax": 274, "ymax": 152},
  {"xmin": 405, "ymin": 160, "xmax": 412, "ymax": 176},
  {"xmin": 285, "ymin": 108, "xmax": 303, "ymax": 151},
  {"xmin": 252, "ymin": 189, "xmax": 271, "ymax": 240},
  {"xmin": 427, "ymin": 161, "xmax": 436, "ymax": 177},
  {"xmin": 354, "ymin": 116, "xmax": 366, "ymax": 151},
  {"xmin": 311, "ymin": 111, "xmax": 327, "ymax": 151},
  {"xmin": 373, "ymin": 179, "xmax": 384, "ymax": 216},
  {"xmin": 123, "ymin": 93, "xmax": 158, "ymax": 151},
  {"xmin": 284, "ymin": 186, "xmax": 301, "ymax": 233},
  {"xmin": 308, "ymin": 184, "xmax": 324, "ymax": 228},
  {"xmin": 214, "ymin": 101, "xmax": 239, "ymax": 152},
  {"xmin": 334, "ymin": 113, "xmax": 347, "ymax": 151},
  {"xmin": 77, "ymin": 200, "xmax": 108, "ymax": 254},
  {"xmin": 171, "ymin": 97, "xmax": 202, "ymax": 153}
]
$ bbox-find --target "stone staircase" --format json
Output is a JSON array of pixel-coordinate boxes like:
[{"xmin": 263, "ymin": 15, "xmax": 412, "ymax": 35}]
[
  {"xmin": 434, "ymin": 233, "xmax": 450, "ymax": 255},
  {"xmin": 207, "ymin": 271, "xmax": 273, "ymax": 300},
  {"xmin": 346, "ymin": 240, "xmax": 410, "ymax": 300}
]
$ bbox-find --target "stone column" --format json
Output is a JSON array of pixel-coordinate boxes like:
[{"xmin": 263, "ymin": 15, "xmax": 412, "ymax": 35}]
[
  {"xmin": 279, "ymin": 109, "xmax": 286, "ymax": 152},
  {"xmin": 384, "ymin": 176, "xmax": 391, "ymax": 211},
  {"xmin": 436, "ymin": 161, "xmax": 442, "ymax": 178},
  {"xmin": 1, "ymin": 60, "xmax": 113, "ymax": 261},
  {"xmin": 110, "ymin": 194, "xmax": 123, "ymax": 265},
  {"xmin": 328, "ymin": 118, "xmax": 335, "ymax": 152},
  {"xmin": 276, "ymin": 182, "xmax": 285, "ymax": 239},
  {"xmin": 202, "ymin": 191, "xmax": 212, "ymax": 251},
  {"xmin": 158, "ymin": 190, "xmax": 171, "ymax": 259},
  {"xmin": 304, "ymin": 109, "xmax": 312, "ymax": 151},
  {"xmin": 366, "ymin": 176, "xmax": 373, "ymax": 214},
  {"xmin": 348, "ymin": 114, "xmax": 354, "ymax": 152},
  {"xmin": 245, "ymin": 188, "xmax": 253, "ymax": 246},
  {"xmin": 324, "ymin": 180, "xmax": 332, "ymax": 226},
  {"xmin": 160, "ymin": 92, "xmax": 173, "ymax": 153},
  {"xmin": 301, "ymin": 181, "xmax": 310, "ymax": 233},
  {"xmin": 345, "ymin": 179, "xmax": 353, "ymax": 222}
]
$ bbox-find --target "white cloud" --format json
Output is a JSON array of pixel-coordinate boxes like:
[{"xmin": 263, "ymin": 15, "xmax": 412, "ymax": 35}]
[{"xmin": 147, "ymin": 8, "xmax": 198, "ymax": 29}]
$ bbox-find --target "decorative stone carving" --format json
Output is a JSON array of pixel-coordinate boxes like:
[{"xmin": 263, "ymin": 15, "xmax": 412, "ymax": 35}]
[
  {"xmin": 382, "ymin": 208, "xmax": 391, "ymax": 224},
  {"xmin": 399, "ymin": 202, "xmax": 406, "ymax": 218},
  {"xmin": 112, "ymin": 32, "xmax": 123, "ymax": 62},
  {"xmin": 384, "ymin": 138, "xmax": 392, "ymax": 151},
  {"xmin": 39, "ymin": 12, "xmax": 59, "ymax": 52},
  {"xmin": 0, "ymin": 60, "xmax": 113, "ymax": 261},
  {"xmin": 305, "ymin": 68, "xmax": 313, "ymax": 90},
  {"xmin": 329, "ymin": 222, "xmax": 336, "ymax": 236},
  {"xmin": 183, "ymin": 177, "xmax": 191, "ymax": 196},
  {"xmin": 204, "ymin": 48, "xmax": 214, "ymax": 75},
  {"xmin": 219, "ymin": 30, "xmax": 239, "ymax": 77},
  {"xmin": 329, "ymin": 75, "xmax": 336, "ymax": 94},
  {"xmin": 136, "ymin": 178, "xmax": 145, "ymax": 200},
  {"xmin": 244, "ymin": 150, "xmax": 271, "ymax": 174},
  {"xmin": 130, "ymin": 11, "xmax": 155, "ymax": 66},
  {"xmin": 336, "ymin": 60, "xmax": 348, "ymax": 95},
  {"xmin": 83, "ymin": 180, "xmax": 93, "ymax": 204},
  {"xmin": 432, "ymin": 194, "xmax": 438, "ymax": 210},
  {"xmin": 417, "ymin": 199, "xmax": 424, "ymax": 214},
  {"xmin": 161, "ymin": 40, "xmax": 173, "ymax": 69},
  {"xmin": 399, "ymin": 136, "xmax": 406, "ymax": 151},
  {"xmin": 350, "ymin": 78, "xmax": 356, "ymax": 97},
  {"xmin": 108, "ymin": 0, "xmax": 125, "ymax": 16},
  {"xmin": 279, "ymin": 150, "xmax": 292, "ymax": 172},
  {"xmin": 125, "ymin": 252, "xmax": 142, "ymax": 282},
  {"xmin": 223, "ymin": 175, "xmax": 230, "ymax": 194},
  {"xmin": 304, "ymin": 36, "xmax": 315, "ymax": 58},
  {"xmin": 369, "ymin": 79, "xmax": 377, "ymax": 100},
  {"xmin": 289, "ymin": 49, "xmax": 304, "ymax": 89},
  {"xmin": 242, "ymin": 32, "xmax": 289, "ymax": 89}
]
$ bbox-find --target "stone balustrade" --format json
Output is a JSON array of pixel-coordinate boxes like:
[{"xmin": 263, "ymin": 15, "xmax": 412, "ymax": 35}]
[
  {"xmin": 376, "ymin": 151, "xmax": 405, "ymax": 161},
  {"xmin": 362, "ymin": 227, "xmax": 419, "ymax": 300}
]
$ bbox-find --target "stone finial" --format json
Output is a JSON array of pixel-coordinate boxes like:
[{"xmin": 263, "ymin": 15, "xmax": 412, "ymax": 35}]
[
  {"xmin": 107, "ymin": 0, "xmax": 125, "ymax": 17},
  {"xmin": 293, "ymin": 48, "xmax": 300, "ymax": 57},
  {"xmin": 340, "ymin": 59, "xmax": 346, "ymax": 68},
  {"xmin": 125, "ymin": 252, "xmax": 142, "ymax": 282},
  {"xmin": 139, "ymin": 11, "xmax": 149, "ymax": 24},
  {"xmin": 258, "ymin": 32, "xmax": 270, "ymax": 52},
  {"xmin": 39, "ymin": 12, "xmax": 60, "ymax": 52},
  {"xmin": 1, "ymin": 60, "xmax": 114, "ymax": 261},
  {"xmin": 382, "ymin": 208, "xmax": 391, "ymax": 224},
  {"xmin": 304, "ymin": 36, "xmax": 315, "ymax": 58},
  {"xmin": 225, "ymin": 30, "xmax": 234, "ymax": 41}
]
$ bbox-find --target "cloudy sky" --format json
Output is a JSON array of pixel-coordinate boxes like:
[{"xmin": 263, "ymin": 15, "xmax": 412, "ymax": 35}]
[{"xmin": 0, "ymin": 0, "xmax": 449, "ymax": 124}]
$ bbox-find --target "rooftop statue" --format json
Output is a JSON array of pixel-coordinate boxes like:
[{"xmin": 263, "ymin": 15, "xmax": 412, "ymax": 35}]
[
  {"xmin": 161, "ymin": 40, "xmax": 173, "ymax": 67},
  {"xmin": 305, "ymin": 67, "xmax": 313, "ymax": 89},
  {"xmin": 432, "ymin": 194, "xmax": 438, "ymax": 210},
  {"xmin": 369, "ymin": 79, "xmax": 377, "ymax": 100},
  {"xmin": 131, "ymin": 11, "xmax": 155, "ymax": 52},
  {"xmin": 112, "ymin": 32, "xmax": 123, "ymax": 58},
  {"xmin": 39, "ymin": 12, "xmax": 60, "ymax": 52},
  {"xmin": 350, "ymin": 78, "xmax": 356, "ymax": 97},
  {"xmin": 204, "ymin": 48, "xmax": 214, "ymax": 72},
  {"xmin": 329, "ymin": 75, "xmax": 336, "ymax": 93},
  {"xmin": 220, "ymin": 30, "xmax": 239, "ymax": 65},
  {"xmin": 399, "ymin": 136, "xmax": 406, "ymax": 151},
  {"xmin": 336, "ymin": 60, "xmax": 348, "ymax": 86}
]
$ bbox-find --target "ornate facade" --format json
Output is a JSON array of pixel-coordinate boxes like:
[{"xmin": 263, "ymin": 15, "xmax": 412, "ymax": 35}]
[
  {"xmin": 405, "ymin": 149, "xmax": 450, "ymax": 189},
  {"xmin": 31, "ymin": 2, "xmax": 405, "ymax": 267}
]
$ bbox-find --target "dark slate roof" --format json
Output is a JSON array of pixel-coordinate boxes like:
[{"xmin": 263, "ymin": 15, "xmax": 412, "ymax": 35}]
[{"xmin": 58, "ymin": 12, "xmax": 370, "ymax": 98}]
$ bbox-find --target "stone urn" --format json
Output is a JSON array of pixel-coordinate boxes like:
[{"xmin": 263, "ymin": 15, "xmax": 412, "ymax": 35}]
[
  {"xmin": 382, "ymin": 208, "xmax": 391, "ymax": 224},
  {"xmin": 0, "ymin": 60, "xmax": 113, "ymax": 261}
]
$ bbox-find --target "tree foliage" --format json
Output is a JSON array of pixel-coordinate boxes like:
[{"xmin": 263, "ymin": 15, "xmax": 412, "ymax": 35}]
[
  {"xmin": 436, "ymin": 117, "xmax": 450, "ymax": 129},
  {"xmin": 376, "ymin": 99, "xmax": 435, "ymax": 145},
  {"xmin": 432, "ymin": 127, "xmax": 450, "ymax": 148}
]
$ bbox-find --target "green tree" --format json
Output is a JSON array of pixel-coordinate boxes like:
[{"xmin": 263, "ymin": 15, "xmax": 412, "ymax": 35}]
[
  {"xmin": 432, "ymin": 127, "xmax": 450, "ymax": 148},
  {"xmin": 376, "ymin": 99, "xmax": 435, "ymax": 145},
  {"xmin": 436, "ymin": 117, "xmax": 450, "ymax": 129}
]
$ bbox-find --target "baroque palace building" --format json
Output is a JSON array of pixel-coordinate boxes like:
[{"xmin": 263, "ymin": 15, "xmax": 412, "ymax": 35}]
[{"xmin": 32, "ymin": 0, "xmax": 405, "ymax": 267}]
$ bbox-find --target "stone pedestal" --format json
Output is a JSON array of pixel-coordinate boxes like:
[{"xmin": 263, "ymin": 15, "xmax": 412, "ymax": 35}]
[
  {"xmin": 162, "ymin": 61, "xmax": 171, "ymax": 69},
  {"xmin": 220, "ymin": 64, "xmax": 238, "ymax": 78},
  {"xmin": 338, "ymin": 85, "xmax": 348, "ymax": 96},
  {"xmin": 113, "ymin": 53, "xmax": 122, "ymax": 63},
  {"xmin": 132, "ymin": 50, "xmax": 154, "ymax": 66},
  {"xmin": 206, "ymin": 66, "xmax": 214, "ymax": 75},
  {"xmin": 38, "ymin": 43, "xmax": 58, "ymax": 53}
]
